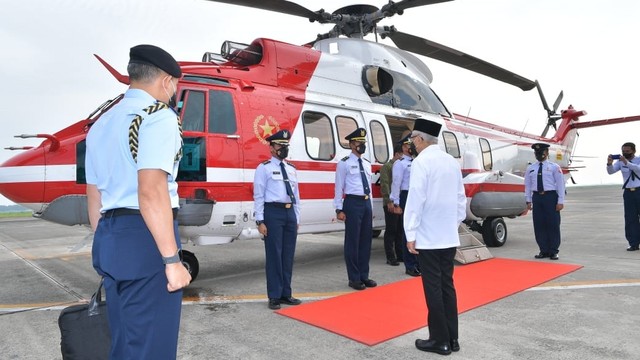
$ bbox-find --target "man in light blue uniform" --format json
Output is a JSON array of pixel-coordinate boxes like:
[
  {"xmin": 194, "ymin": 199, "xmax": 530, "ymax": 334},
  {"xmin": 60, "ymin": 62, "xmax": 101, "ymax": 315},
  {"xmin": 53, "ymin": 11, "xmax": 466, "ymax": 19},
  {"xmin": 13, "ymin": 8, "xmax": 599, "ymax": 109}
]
[
  {"xmin": 253, "ymin": 129, "xmax": 302, "ymax": 310},
  {"xmin": 524, "ymin": 143, "xmax": 565, "ymax": 260},
  {"xmin": 86, "ymin": 44, "xmax": 191, "ymax": 359},
  {"xmin": 607, "ymin": 142, "xmax": 640, "ymax": 251},
  {"xmin": 390, "ymin": 134, "xmax": 420, "ymax": 277},
  {"xmin": 334, "ymin": 128, "xmax": 377, "ymax": 290}
]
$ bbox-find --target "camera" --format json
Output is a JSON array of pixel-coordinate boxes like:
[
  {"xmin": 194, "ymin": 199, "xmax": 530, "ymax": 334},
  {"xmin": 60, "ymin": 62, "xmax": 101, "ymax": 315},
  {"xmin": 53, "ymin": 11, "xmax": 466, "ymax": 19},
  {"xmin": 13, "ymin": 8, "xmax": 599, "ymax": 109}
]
[{"xmin": 610, "ymin": 154, "xmax": 621, "ymax": 160}]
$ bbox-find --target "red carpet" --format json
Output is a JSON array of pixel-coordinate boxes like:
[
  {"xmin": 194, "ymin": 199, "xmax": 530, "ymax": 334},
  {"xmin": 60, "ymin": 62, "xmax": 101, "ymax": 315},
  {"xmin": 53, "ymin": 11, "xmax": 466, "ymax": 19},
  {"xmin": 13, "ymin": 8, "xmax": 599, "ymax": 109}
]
[{"xmin": 276, "ymin": 257, "xmax": 582, "ymax": 346}]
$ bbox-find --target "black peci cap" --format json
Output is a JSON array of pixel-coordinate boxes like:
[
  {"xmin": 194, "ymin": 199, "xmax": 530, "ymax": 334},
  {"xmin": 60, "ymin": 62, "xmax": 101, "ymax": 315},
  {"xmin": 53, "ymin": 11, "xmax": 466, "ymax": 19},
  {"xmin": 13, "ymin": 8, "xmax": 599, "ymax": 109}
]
[
  {"xmin": 413, "ymin": 118, "xmax": 442, "ymax": 137},
  {"xmin": 129, "ymin": 44, "xmax": 182, "ymax": 78},
  {"xmin": 345, "ymin": 128, "xmax": 367, "ymax": 142},
  {"xmin": 266, "ymin": 129, "xmax": 291, "ymax": 145}
]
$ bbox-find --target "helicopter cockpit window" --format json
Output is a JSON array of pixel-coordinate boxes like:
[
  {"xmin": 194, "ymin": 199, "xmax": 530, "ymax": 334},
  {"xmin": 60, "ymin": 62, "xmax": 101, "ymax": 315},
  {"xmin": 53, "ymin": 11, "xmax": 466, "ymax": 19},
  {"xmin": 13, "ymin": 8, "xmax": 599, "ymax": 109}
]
[
  {"xmin": 180, "ymin": 90, "xmax": 205, "ymax": 132},
  {"xmin": 208, "ymin": 90, "xmax": 237, "ymax": 135},
  {"xmin": 336, "ymin": 116, "xmax": 358, "ymax": 149},
  {"xmin": 369, "ymin": 120, "xmax": 389, "ymax": 163},
  {"xmin": 479, "ymin": 138, "xmax": 493, "ymax": 171},
  {"xmin": 302, "ymin": 111, "xmax": 335, "ymax": 161},
  {"xmin": 364, "ymin": 67, "xmax": 450, "ymax": 117},
  {"xmin": 442, "ymin": 131, "xmax": 460, "ymax": 158}
]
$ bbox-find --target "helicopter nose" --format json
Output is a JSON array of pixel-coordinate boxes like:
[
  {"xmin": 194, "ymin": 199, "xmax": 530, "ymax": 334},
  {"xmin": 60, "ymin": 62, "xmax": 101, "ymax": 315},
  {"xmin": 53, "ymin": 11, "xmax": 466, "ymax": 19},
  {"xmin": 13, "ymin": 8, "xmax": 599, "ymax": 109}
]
[{"xmin": 0, "ymin": 148, "xmax": 46, "ymax": 210}]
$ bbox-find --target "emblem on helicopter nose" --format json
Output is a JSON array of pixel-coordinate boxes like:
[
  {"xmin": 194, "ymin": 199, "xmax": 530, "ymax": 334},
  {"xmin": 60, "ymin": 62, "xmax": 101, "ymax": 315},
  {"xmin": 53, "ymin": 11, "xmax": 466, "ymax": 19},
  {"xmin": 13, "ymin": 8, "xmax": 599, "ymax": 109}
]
[{"xmin": 254, "ymin": 115, "xmax": 281, "ymax": 145}]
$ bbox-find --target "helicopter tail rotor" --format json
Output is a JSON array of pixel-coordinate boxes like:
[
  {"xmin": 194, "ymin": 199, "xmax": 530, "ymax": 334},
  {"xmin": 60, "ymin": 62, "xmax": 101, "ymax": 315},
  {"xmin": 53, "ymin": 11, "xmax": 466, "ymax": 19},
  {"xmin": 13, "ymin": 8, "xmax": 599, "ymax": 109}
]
[{"xmin": 536, "ymin": 80, "xmax": 563, "ymax": 137}]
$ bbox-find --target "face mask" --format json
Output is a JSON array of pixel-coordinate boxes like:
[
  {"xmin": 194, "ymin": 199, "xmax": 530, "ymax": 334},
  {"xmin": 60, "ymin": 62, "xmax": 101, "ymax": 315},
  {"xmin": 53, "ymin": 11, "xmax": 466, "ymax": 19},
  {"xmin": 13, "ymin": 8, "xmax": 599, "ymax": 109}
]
[
  {"xmin": 409, "ymin": 143, "xmax": 417, "ymax": 156},
  {"xmin": 356, "ymin": 144, "xmax": 366, "ymax": 154},
  {"xmin": 163, "ymin": 77, "xmax": 177, "ymax": 108},
  {"xmin": 276, "ymin": 146, "xmax": 289, "ymax": 159},
  {"xmin": 535, "ymin": 153, "xmax": 546, "ymax": 162},
  {"xmin": 624, "ymin": 153, "xmax": 634, "ymax": 160}
]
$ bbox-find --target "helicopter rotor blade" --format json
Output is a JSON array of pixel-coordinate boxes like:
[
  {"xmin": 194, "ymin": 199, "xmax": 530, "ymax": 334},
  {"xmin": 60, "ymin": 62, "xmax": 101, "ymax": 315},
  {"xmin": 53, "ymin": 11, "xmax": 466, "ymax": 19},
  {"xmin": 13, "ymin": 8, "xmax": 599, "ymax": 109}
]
[
  {"xmin": 535, "ymin": 80, "xmax": 551, "ymax": 113},
  {"xmin": 384, "ymin": 29, "xmax": 535, "ymax": 91},
  {"xmin": 552, "ymin": 90, "xmax": 564, "ymax": 113},
  {"xmin": 381, "ymin": 0, "xmax": 453, "ymax": 16},
  {"xmin": 203, "ymin": 0, "xmax": 329, "ymax": 23}
]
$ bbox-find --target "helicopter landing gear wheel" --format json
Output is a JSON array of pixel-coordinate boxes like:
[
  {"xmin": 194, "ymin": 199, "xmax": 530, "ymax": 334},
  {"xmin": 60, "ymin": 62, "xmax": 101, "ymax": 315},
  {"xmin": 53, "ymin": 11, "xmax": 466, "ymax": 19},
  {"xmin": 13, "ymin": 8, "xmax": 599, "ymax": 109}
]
[
  {"xmin": 180, "ymin": 250, "xmax": 199, "ymax": 282},
  {"xmin": 482, "ymin": 217, "xmax": 507, "ymax": 247}
]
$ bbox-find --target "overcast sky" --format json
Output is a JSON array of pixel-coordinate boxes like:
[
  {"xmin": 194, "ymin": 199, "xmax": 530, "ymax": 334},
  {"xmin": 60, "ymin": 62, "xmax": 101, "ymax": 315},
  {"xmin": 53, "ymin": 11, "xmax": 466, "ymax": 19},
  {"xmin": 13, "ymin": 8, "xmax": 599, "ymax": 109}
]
[{"xmin": 1, "ymin": 0, "xmax": 639, "ymax": 205}]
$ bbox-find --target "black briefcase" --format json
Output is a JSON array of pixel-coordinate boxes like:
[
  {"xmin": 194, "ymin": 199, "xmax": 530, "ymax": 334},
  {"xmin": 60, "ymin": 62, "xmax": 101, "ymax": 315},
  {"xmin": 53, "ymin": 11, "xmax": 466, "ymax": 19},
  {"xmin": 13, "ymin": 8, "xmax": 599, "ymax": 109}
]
[{"xmin": 58, "ymin": 278, "xmax": 111, "ymax": 360}]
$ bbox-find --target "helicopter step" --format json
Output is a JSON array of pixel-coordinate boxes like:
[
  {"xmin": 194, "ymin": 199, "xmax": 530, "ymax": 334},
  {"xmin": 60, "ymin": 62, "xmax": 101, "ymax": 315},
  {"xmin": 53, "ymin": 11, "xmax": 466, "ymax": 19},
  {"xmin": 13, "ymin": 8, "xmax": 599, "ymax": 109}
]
[{"xmin": 455, "ymin": 226, "xmax": 493, "ymax": 265}]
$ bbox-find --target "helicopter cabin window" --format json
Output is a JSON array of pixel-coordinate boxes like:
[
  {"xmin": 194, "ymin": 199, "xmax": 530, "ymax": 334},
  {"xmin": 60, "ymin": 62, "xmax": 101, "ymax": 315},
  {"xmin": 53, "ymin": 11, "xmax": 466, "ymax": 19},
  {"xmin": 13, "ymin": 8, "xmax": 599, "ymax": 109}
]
[
  {"xmin": 208, "ymin": 90, "xmax": 237, "ymax": 134},
  {"xmin": 442, "ymin": 131, "xmax": 460, "ymax": 158},
  {"xmin": 479, "ymin": 138, "xmax": 493, "ymax": 171},
  {"xmin": 302, "ymin": 111, "xmax": 335, "ymax": 161},
  {"xmin": 180, "ymin": 90, "xmax": 206, "ymax": 132},
  {"xmin": 76, "ymin": 140, "xmax": 87, "ymax": 184},
  {"xmin": 369, "ymin": 120, "xmax": 389, "ymax": 163},
  {"xmin": 336, "ymin": 116, "xmax": 358, "ymax": 149}
]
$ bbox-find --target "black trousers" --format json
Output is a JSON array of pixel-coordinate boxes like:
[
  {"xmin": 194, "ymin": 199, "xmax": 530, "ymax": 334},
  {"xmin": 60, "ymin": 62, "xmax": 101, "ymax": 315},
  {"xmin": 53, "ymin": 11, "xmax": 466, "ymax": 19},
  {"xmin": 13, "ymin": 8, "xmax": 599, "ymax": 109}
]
[
  {"xmin": 383, "ymin": 205, "xmax": 403, "ymax": 261},
  {"xmin": 417, "ymin": 247, "xmax": 458, "ymax": 343},
  {"xmin": 623, "ymin": 189, "xmax": 640, "ymax": 247}
]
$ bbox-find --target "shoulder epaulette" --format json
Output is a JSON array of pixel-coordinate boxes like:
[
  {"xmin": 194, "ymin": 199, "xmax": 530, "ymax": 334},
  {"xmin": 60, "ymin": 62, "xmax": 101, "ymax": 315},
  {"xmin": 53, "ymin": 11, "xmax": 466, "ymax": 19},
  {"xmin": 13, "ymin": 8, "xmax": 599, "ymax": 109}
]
[
  {"xmin": 285, "ymin": 161, "xmax": 296, "ymax": 169},
  {"xmin": 261, "ymin": 160, "xmax": 271, "ymax": 165},
  {"xmin": 363, "ymin": 158, "xmax": 371, "ymax": 163},
  {"xmin": 341, "ymin": 156, "xmax": 349, "ymax": 161}
]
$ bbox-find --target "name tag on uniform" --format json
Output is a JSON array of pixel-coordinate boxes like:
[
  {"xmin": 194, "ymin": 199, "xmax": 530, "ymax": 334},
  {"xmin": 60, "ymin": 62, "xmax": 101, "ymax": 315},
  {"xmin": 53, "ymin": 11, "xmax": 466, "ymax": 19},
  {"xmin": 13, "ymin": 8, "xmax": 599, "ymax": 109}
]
[
  {"xmin": 349, "ymin": 166, "xmax": 359, "ymax": 174},
  {"xmin": 271, "ymin": 171, "xmax": 284, "ymax": 180}
]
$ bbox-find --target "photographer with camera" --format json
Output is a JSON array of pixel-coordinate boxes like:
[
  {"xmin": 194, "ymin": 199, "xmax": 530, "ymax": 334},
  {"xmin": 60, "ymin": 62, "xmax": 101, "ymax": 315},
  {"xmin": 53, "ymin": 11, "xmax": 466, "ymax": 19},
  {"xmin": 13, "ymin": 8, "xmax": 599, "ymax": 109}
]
[{"xmin": 607, "ymin": 142, "xmax": 640, "ymax": 251}]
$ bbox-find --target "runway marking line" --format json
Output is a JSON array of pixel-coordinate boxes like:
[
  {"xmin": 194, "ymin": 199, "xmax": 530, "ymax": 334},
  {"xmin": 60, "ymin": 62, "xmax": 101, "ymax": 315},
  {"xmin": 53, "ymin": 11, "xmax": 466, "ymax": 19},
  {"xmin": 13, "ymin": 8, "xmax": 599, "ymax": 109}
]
[{"xmin": 3, "ymin": 279, "xmax": 640, "ymax": 312}]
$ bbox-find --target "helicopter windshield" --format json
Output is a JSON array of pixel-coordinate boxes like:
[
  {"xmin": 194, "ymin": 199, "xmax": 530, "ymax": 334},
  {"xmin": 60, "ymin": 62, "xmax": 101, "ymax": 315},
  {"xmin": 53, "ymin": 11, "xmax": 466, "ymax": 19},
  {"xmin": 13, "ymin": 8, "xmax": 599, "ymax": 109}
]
[{"xmin": 366, "ymin": 67, "xmax": 450, "ymax": 117}]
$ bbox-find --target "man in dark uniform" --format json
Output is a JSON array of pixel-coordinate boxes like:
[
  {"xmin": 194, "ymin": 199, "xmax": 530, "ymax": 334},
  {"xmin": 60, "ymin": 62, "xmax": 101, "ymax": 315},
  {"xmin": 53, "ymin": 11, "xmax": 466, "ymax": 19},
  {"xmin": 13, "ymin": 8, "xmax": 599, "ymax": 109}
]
[
  {"xmin": 86, "ymin": 44, "xmax": 191, "ymax": 359},
  {"xmin": 334, "ymin": 128, "xmax": 377, "ymax": 290},
  {"xmin": 253, "ymin": 129, "xmax": 302, "ymax": 310},
  {"xmin": 607, "ymin": 142, "xmax": 640, "ymax": 251},
  {"xmin": 524, "ymin": 143, "xmax": 565, "ymax": 260},
  {"xmin": 379, "ymin": 144, "xmax": 404, "ymax": 266}
]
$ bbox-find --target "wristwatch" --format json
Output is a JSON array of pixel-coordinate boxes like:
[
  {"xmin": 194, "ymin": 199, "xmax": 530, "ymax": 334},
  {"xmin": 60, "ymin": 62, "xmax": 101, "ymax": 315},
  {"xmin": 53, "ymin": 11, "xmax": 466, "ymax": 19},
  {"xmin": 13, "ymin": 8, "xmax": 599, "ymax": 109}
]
[
  {"xmin": 256, "ymin": 220, "xmax": 264, "ymax": 226},
  {"xmin": 162, "ymin": 251, "xmax": 181, "ymax": 265}
]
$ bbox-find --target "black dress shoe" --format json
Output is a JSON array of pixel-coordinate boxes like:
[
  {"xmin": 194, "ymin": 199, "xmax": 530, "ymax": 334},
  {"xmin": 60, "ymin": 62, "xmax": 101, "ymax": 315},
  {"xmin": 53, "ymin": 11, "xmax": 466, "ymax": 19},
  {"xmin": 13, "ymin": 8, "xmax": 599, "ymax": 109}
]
[
  {"xmin": 279, "ymin": 296, "xmax": 302, "ymax": 305},
  {"xmin": 268, "ymin": 299, "xmax": 281, "ymax": 310},
  {"xmin": 405, "ymin": 268, "xmax": 421, "ymax": 277},
  {"xmin": 549, "ymin": 254, "xmax": 559, "ymax": 260},
  {"xmin": 415, "ymin": 339, "xmax": 451, "ymax": 355},
  {"xmin": 386, "ymin": 259, "xmax": 400, "ymax": 266},
  {"xmin": 534, "ymin": 252, "xmax": 549, "ymax": 259},
  {"xmin": 627, "ymin": 245, "xmax": 639, "ymax": 251},
  {"xmin": 362, "ymin": 279, "xmax": 377, "ymax": 288},
  {"xmin": 450, "ymin": 339, "xmax": 460, "ymax": 352},
  {"xmin": 348, "ymin": 281, "xmax": 365, "ymax": 290}
]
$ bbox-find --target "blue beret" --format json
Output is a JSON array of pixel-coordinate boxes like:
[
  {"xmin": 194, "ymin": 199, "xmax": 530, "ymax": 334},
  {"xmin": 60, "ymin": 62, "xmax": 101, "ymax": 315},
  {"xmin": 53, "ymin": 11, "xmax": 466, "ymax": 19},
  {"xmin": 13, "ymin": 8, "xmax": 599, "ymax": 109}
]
[{"xmin": 129, "ymin": 44, "xmax": 182, "ymax": 78}]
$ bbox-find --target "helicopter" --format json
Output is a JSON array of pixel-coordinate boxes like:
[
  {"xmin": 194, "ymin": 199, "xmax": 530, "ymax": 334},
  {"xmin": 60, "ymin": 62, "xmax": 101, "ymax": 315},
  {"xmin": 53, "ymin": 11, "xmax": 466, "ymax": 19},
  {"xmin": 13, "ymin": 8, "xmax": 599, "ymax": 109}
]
[{"xmin": 1, "ymin": 0, "xmax": 639, "ymax": 281}]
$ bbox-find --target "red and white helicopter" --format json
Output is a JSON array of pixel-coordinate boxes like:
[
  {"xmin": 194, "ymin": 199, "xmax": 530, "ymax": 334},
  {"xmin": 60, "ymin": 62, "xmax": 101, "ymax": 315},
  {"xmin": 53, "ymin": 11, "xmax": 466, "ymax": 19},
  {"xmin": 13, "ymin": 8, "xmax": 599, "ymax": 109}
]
[{"xmin": 1, "ymin": 0, "xmax": 639, "ymax": 279}]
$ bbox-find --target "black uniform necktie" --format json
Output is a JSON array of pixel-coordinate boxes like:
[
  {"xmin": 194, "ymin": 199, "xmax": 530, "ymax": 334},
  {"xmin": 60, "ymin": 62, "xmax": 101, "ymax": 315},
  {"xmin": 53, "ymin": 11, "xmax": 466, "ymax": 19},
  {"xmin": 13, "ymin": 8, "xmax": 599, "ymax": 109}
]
[
  {"xmin": 537, "ymin": 162, "xmax": 544, "ymax": 192},
  {"xmin": 280, "ymin": 162, "xmax": 296, "ymax": 204},
  {"xmin": 358, "ymin": 158, "xmax": 370, "ymax": 195}
]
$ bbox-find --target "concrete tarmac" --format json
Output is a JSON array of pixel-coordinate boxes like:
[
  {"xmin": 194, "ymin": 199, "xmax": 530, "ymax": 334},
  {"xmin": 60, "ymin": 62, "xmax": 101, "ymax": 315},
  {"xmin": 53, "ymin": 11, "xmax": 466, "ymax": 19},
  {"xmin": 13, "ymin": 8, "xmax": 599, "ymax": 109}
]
[{"xmin": 1, "ymin": 185, "xmax": 639, "ymax": 359}]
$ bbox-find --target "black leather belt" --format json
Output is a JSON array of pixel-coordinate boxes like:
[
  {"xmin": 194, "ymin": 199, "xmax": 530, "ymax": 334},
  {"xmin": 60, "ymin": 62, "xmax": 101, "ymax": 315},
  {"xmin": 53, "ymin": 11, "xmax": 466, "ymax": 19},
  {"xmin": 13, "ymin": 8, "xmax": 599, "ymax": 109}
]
[
  {"xmin": 103, "ymin": 208, "xmax": 178, "ymax": 219},
  {"xmin": 265, "ymin": 202, "xmax": 293, "ymax": 209},
  {"xmin": 346, "ymin": 194, "xmax": 369, "ymax": 200},
  {"xmin": 533, "ymin": 190, "xmax": 556, "ymax": 195},
  {"xmin": 625, "ymin": 187, "xmax": 639, "ymax": 192}
]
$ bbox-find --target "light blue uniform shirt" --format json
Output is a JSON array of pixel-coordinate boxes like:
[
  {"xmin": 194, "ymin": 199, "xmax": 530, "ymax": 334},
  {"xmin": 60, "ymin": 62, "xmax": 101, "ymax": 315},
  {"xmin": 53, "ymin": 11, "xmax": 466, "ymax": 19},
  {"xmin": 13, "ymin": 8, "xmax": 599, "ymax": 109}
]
[
  {"xmin": 607, "ymin": 156, "xmax": 640, "ymax": 188},
  {"xmin": 253, "ymin": 156, "xmax": 301, "ymax": 223},
  {"xmin": 333, "ymin": 152, "xmax": 372, "ymax": 210},
  {"xmin": 85, "ymin": 89, "xmax": 182, "ymax": 211},
  {"xmin": 524, "ymin": 160, "xmax": 565, "ymax": 204},
  {"xmin": 390, "ymin": 154, "xmax": 412, "ymax": 205}
]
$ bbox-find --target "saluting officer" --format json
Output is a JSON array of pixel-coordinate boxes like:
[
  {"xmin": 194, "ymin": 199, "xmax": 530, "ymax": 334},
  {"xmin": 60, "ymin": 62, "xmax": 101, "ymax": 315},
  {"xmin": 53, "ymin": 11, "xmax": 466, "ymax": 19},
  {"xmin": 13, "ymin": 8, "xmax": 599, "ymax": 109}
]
[
  {"xmin": 253, "ymin": 129, "xmax": 302, "ymax": 310},
  {"xmin": 334, "ymin": 128, "xmax": 377, "ymax": 290},
  {"xmin": 390, "ymin": 134, "xmax": 420, "ymax": 277},
  {"xmin": 524, "ymin": 143, "xmax": 565, "ymax": 260}
]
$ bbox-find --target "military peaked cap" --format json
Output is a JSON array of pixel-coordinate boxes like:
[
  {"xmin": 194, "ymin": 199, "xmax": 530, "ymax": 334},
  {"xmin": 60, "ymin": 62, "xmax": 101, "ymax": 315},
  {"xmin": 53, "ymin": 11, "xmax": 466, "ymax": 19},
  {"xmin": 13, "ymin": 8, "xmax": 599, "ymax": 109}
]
[
  {"xmin": 266, "ymin": 129, "xmax": 291, "ymax": 145},
  {"xmin": 129, "ymin": 44, "xmax": 182, "ymax": 78},
  {"xmin": 531, "ymin": 143, "xmax": 550, "ymax": 151},
  {"xmin": 345, "ymin": 128, "xmax": 367, "ymax": 142},
  {"xmin": 398, "ymin": 134, "xmax": 412, "ymax": 145}
]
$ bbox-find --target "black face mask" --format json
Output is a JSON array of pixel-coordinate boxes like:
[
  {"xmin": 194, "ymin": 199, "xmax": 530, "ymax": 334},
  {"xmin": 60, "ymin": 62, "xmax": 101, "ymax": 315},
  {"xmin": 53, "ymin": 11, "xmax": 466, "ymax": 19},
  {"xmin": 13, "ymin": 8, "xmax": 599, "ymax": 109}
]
[
  {"xmin": 168, "ymin": 94, "xmax": 177, "ymax": 109},
  {"xmin": 535, "ymin": 153, "xmax": 546, "ymax": 162},
  {"xmin": 623, "ymin": 153, "xmax": 634, "ymax": 160},
  {"xmin": 356, "ymin": 144, "xmax": 366, "ymax": 154},
  {"xmin": 275, "ymin": 146, "xmax": 289, "ymax": 159},
  {"xmin": 409, "ymin": 143, "xmax": 417, "ymax": 156}
]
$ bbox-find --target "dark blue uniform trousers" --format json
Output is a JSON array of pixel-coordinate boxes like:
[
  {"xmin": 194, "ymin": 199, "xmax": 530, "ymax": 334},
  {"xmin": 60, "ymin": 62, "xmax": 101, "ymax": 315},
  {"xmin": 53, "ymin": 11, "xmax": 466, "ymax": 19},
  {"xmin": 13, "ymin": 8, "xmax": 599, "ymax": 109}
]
[
  {"xmin": 93, "ymin": 214, "xmax": 183, "ymax": 360},
  {"xmin": 343, "ymin": 196, "xmax": 373, "ymax": 282},
  {"xmin": 623, "ymin": 188, "xmax": 640, "ymax": 247},
  {"xmin": 417, "ymin": 247, "xmax": 458, "ymax": 343},
  {"xmin": 263, "ymin": 203, "xmax": 297, "ymax": 299},
  {"xmin": 532, "ymin": 191, "xmax": 561, "ymax": 255},
  {"xmin": 399, "ymin": 190, "xmax": 419, "ymax": 271}
]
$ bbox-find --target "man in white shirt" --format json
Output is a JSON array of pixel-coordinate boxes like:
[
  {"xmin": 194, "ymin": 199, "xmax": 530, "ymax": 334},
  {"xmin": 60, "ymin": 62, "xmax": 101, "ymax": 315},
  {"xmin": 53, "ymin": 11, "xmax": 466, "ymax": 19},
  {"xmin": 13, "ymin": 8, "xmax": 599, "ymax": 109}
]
[{"xmin": 404, "ymin": 118, "xmax": 466, "ymax": 356}]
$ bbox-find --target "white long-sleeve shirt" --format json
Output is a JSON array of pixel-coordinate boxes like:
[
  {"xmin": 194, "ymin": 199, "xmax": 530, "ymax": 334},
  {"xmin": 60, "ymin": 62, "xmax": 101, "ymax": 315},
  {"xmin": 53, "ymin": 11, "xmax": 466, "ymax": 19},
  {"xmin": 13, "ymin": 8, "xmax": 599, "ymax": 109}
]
[{"xmin": 404, "ymin": 145, "xmax": 466, "ymax": 249}]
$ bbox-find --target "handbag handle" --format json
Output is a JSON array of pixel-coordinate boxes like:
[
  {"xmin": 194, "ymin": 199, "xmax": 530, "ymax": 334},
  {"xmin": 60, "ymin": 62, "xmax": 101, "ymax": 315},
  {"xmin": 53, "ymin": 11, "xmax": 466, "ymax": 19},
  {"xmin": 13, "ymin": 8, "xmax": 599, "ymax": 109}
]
[{"xmin": 88, "ymin": 277, "xmax": 105, "ymax": 317}]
